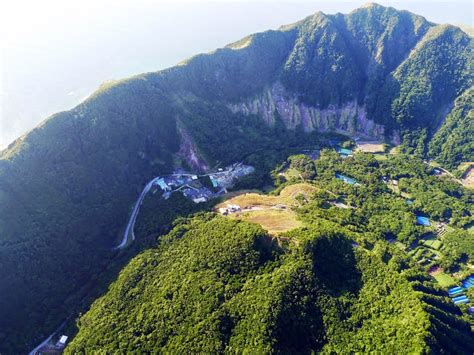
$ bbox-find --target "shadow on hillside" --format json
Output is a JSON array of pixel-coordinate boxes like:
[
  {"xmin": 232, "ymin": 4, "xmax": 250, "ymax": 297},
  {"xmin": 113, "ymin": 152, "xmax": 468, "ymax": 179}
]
[{"xmin": 309, "ymin": 234, "xmax": 362, "ymax": 297}]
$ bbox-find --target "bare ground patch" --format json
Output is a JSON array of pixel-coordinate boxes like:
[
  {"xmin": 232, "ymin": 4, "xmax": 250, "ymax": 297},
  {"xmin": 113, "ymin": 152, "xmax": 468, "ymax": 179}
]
[
  {"xmin": 217, "ymin": 183, "xmax": 317, "ymax": 234},
  {"xmin": 356, "ymin": 142, "xmax": 385, "ymax": 153}
]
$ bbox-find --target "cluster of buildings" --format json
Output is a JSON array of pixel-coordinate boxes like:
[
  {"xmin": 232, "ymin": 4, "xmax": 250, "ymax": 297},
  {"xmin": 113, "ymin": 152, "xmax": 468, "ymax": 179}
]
[
  {"xmin": 209, "ymin": 163, "xmax": 255, "ymax": 189},
  {"xmin": 218, "ymin": 204, "xmax": 241, "ymax": 215},
  {"xmin": 181, "ymin": 185, "xmax": 214, "ymax": 204},
  {"xmin": 154, "ymin": 173, "xmax": 217, "ymax": 204},
  {"xmin": 152, "ymin": 163, "xmax": 255, "ymax": 204},
  {"xmin": 336, "ymin": 147, "xmax": 353, "ymax": 157},
  {"xmin": 448, "ymin": 276, "xmax": 473, "ymax": 308}
]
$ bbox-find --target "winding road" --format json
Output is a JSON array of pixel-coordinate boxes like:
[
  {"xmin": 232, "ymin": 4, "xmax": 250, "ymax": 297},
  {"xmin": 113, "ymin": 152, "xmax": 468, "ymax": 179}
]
[
  {"xmin": 115, "ymin": 176, "xmax": 161, "ymax": 249},
  {"xmin": 28, "ymin": 321, "xmax": 67, "ymax": 355}
]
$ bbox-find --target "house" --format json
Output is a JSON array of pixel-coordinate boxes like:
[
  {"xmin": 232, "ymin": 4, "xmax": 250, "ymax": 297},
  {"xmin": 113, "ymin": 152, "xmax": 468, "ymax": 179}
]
[
  {"xmin": 227, "ymin": 204, "xmax": 241, "ymax": 212},
  {"xmin": 155, "ymin": 178, "xmax": 171, "ymax": 191},
  {"xmin": 219, "ymin": 207, "xmax": 229, "ymax": 215},
  {"xmin": 336, "ymin": 147, "xmax": 353, "ymax": 157},
  {"xmin": 416, "ymin": 215, "xmax": 430, "ymax": 226},
  {"xmin": 56, "ymin": 335, "xmax": 68, "ymax": 348},
  {"xmin": 210, "ymin": 176, "xmax": 220, "ymax": 188},
  {"xmin": 192, "ymin": 197, "xmax": 207, "ymax": 204},
  {"xmin": 335, "ymin": 173, "xmax": 357, "ymax": 185}
]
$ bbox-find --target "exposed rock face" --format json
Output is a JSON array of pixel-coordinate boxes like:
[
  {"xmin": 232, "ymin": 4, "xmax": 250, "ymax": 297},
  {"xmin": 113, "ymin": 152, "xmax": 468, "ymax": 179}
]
[
  {"xmin": 228, "ymin": 82, "xmax": 397, "ymax": 142},
  {"xmin": 176, "ymin": 120, "xmax": 209, "ymax": 172}
]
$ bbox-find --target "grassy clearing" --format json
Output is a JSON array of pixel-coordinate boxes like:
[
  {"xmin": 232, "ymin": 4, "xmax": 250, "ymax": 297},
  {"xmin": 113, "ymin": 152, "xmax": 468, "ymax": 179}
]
[
  {"xmin": 356, "ymin": 142, "xmax": 385, "ymax": 153},
  {"xmin": 217, "ymin": 183, "xmax": 317, "ymax": 209},
  {"xmin": 421, "ymin": 239, "xmax": 443, "ymax": 250},
  {"xmin": 230, "ymin": 209, "xmax": 302, "ymax": 235},
  {"xmin": 432, "ymin": 272, "xmax": 457, "ymax": 287},
  {"xmin": 218, "ymin": 183, "xmax": 317, "ymax": 234},
  {"xmin": 283, "ymin": 167, "xmax": 302, "ymax": 181},
  {"xmin": 374, "ymin": 154, "xmax": 388, "ymax": 161},
  {"xmin": 461, "ymin": 167, "xmax": 474, "ymax": 189}
]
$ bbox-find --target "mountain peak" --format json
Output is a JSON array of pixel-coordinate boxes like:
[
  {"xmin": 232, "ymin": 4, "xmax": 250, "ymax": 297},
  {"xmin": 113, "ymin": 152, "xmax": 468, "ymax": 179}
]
[{"xmin": 360, "ymin": 2, "xmax": 384, "ymax": 8}]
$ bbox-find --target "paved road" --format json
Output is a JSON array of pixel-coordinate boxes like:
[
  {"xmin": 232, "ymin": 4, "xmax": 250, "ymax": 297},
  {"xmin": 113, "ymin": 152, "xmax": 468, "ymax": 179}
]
[
  {"xmin": 28, "ymin": 321, "xmax": 67, "ymax": 355},
  {"xmin": 115, "ymin": 177, "xmax": 161, "ymax": 249}
]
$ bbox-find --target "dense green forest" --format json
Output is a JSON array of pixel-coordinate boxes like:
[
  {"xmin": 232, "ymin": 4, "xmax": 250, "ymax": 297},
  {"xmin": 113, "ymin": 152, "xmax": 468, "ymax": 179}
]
[
  {"xmin": 429, "ymin": 88, "xmax": 474, "ymax": 169},
  {"xmin": 67, "ymin": 212, "xmax": 473, "ymax": 353},
  {"xmin": 0, "ymin": 3, "xmax": 473, "ymax": 352}
]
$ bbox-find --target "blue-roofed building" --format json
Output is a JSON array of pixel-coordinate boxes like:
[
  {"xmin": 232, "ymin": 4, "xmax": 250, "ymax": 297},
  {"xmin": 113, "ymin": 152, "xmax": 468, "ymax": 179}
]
[
  {"xmin": 336, "ymin": 147, "xmax": 353, "ymax": 156},
  {"xmin": 416, "ymin": 216, "xmax": 430, "ymax": 226},
  {"xmin": 335, "ymin": 173, "xmax": 357, "ymax": 185},
  {"xmin": 448, "ymin": 286, "xmax": 464, "ymax": 296},
  {"xmin": 454, "ymin": 297, "xmax": 469, "ymax": 305},
  {"xmin": 406, "ymin": 199, "xmax": 414, "ymax": 205},
  {"xmin": 462, "ymin": 275, "xmax": 474, "ymax": 289},
  {"xmin": 210, "ymin": 176, "xmax": 219, "ymax": 188},
  {"xmin": 155, "ymin": 178, "xmax": 170, "ymax": 191},
  {"xmin": 452, "ymin": 295, "xmax": 468, "ymax": 302}
]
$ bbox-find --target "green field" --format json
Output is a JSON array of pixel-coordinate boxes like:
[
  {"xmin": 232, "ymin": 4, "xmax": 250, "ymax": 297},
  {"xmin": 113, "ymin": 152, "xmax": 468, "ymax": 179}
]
[
  {"xmin": 432, "ymin": 272, "xmax": 457, "ymax": 287},
  {"xmin": 421, "ymin": 239, "xmax": 443, "ymax": 250}
]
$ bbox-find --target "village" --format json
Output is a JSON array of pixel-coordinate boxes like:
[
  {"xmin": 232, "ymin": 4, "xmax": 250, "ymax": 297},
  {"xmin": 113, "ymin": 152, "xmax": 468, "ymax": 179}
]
[
  {"xmin": 152, "ymin": 162, "xmax": 255, "ymax": 204},
  {"xmin": 215, "ymin": 141, "xmax": 474, "ymax": 317}
]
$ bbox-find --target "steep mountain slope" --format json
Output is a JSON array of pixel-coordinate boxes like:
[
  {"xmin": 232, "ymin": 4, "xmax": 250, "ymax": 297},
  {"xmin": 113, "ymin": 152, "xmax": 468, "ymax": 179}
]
[
  {"xmin": 429, "ymin": 87, "xmax": 474, "ymax": 169},
  {"xmin": 66, "ymin": 215, "xmax": 473, "ymax": 353},
  {"xmin": 0, "ymin": 3, "xmax": 473, "ymax": 352}
]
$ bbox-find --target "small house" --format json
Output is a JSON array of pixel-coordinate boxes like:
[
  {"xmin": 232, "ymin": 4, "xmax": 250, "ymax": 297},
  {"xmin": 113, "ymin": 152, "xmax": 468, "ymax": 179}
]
[
  {"xmin": 56, "ymin": 335, "xmax": 68, "ymax": 348},
  {"xmin": 155, "ymin": 178, "xmax": 171, "ymax": 191},
  {"xmin": 227, "ymin": 204, "xmax": 241, "ymax": 212},
  {"xmin": 416, "ymin": 216, "xmax": 430, "ymax": 226},
  {"xmin": 219, "ymin": 207, "xmax": 229, "ymax": 215}
]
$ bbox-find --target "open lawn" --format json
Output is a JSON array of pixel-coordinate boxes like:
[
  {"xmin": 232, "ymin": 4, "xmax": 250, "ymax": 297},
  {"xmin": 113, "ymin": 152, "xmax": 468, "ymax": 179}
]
[
  {"xmin": 461, "ymin": 166, "xmax": 474, "ymax": 189},
  {"xmin": 432, "ymin": 272, "xmax": 457, "ymax": 288},
  {"xmin": 217, "ymin": 183, "xmax": 316, "ymax": 234},
  {"xmin": 421, "ymin": 239, "xmax": 443, "ymax": 250},
  {"xmin": 282, "ymin": 167, "xmax": 302, "ymax": 181},
  {"xmin": 230, "ymin": 209, "xmax": 302, "ymax": 235},
  {"xmin": 356, "ymin": 142, "xmax": 385, "ymax": 153},
  {"xmin": 374, "ymin": 154, "xmax": 388, "ymax": 161},
  {"xmin": 217, "ymin": 183, "xmax": 318, "ymax": 209}
]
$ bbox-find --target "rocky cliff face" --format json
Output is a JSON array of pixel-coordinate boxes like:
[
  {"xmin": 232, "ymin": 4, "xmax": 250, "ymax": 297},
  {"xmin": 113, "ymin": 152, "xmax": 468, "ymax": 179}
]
[
  {"xmin": 176, "ymin": 119, "xmax": 210, "ymax": 172},
  {"xmin": 228, "ymin": 82, "xmax": 398, "ymax": 143}
]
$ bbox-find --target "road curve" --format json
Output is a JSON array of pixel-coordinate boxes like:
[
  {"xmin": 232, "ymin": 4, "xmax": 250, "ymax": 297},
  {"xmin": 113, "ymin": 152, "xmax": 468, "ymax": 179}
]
[
  {"xmin": 30, "ymin": 177, "xmax": 160, "ymax": 353},
  {"xmin": 28, "ymin": 321, "xmax": 67, "ymax": 355},
  {"xmin": 115, "ymin": 176, "xmax": 161, "ymax": 249}
]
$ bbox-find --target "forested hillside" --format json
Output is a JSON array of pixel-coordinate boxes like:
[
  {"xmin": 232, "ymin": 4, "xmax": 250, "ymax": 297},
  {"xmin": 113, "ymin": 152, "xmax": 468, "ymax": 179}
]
[
  {"xmin": 0, "ymin": 3, "xmax": 473, "ymax": 352},
  {"xmin": 67, "ymin": 214, "xmax": 473, "ymax": 353},
  {"xmin": 429, "ymin": 88, "xmax": 474, "ymax": 169}
]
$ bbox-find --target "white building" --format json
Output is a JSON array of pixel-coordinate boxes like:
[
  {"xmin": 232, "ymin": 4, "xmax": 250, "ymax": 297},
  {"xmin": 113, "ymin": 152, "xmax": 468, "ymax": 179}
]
[{"xmin": 56, "ymin": 335, "xmax": 68, "ymax": 348}]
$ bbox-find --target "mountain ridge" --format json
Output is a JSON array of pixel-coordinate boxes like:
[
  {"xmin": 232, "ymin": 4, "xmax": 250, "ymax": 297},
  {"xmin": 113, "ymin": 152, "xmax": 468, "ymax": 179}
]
[{"xmin": 0, "ymin": 3, "xmax": 473, "ymax": 352}]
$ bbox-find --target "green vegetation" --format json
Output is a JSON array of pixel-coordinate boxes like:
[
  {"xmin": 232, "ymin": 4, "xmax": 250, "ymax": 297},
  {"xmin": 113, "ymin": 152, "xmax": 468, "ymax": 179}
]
[
  {"xmin": 67, "ymin": 213, "xmax": 474, "ymax": 353},
  {"xmin": 68, "ymin": 151, "xmax": 474, "ymax": 352},
  {"xmin": 429, "ymin": 88, "xmax": 474, "ymax": 170},
  {"xmin": 432, "ymin": 272, "xmax": 457, "ymax": 288},
  {"xmin": 0, "ymin": 3, "xmax": 473, "ymax": 352}
]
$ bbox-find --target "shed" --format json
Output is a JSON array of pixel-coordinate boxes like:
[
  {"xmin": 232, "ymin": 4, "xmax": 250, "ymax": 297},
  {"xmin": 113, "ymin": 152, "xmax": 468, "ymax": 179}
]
[
  {"xmin": 56, "ymin": 335, "xmax": 68, "ymax": 347},
  {"xmin": 416, "ymin": 216, "xmax": 430, "ymax": 226}
]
